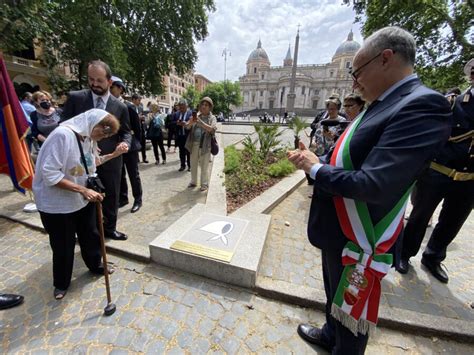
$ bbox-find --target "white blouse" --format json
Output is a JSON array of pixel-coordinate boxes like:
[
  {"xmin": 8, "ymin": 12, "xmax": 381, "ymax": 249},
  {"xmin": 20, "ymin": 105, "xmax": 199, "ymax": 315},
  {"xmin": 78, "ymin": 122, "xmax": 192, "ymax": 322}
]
[{"xmin": 33, "ymin": 126, "xmax": 96, "ymax": 214}]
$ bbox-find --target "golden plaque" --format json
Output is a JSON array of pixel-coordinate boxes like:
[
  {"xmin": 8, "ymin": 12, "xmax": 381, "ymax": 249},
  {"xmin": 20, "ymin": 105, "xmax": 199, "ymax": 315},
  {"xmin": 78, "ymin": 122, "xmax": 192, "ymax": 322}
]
[{"xmin": 170, "ymin": 240, "xmax": 234, "ymax": 263}]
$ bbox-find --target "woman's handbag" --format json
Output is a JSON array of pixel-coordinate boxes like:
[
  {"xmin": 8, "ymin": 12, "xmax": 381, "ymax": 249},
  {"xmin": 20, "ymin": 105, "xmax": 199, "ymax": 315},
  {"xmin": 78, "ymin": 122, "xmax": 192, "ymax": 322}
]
[
  {"xmin": 210, "ymin": 135, "xmax": 219, "ymax": 156},
  {"xmin": 74, "ymin": 132, "xmax": 106, "ymax": 193}
]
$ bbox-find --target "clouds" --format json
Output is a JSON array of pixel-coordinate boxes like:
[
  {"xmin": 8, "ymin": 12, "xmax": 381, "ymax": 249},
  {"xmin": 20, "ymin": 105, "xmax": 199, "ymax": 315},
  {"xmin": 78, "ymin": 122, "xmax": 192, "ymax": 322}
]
[{"xmin": 194, "ymin": 0, "xmax": 363, "ymax": 82}]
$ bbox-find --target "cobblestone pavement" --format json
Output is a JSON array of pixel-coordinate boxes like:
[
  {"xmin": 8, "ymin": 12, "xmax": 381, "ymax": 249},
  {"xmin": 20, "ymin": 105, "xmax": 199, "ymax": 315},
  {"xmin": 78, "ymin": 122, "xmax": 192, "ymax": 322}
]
[
  {"xmin": 1, "ymin": 219, "xmax": 472, "ymax": 354},
  {"xmin": 259, "ymin": 184, "xmax": 474, "ymax": 323}
]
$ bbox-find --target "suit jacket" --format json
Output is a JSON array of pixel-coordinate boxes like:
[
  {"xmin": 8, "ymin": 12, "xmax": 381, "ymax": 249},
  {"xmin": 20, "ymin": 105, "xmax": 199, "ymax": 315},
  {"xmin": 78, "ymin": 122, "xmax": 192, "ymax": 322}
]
[
  {"xmin": 308, "ymin": 77, "xmax": 452, "ymax": 252},
  {"xmin": 174, "ymin": 110, "xmax": 192, "ymax": 137},
  {"xmin": 61, "ymin": 89, "xmax": 132, "ymax": 170},
  {"xmin": 125, "ymin": 100, "xmax": 142, "ymax": 152},
  {"xmin": 430, "ymin": 88, "xmax": 474, "ymax": 175}
]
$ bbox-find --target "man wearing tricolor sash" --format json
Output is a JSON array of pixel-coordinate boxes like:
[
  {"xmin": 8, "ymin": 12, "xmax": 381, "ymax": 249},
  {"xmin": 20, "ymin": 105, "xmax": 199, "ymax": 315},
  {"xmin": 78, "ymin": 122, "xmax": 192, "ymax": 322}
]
[{"xmin": 288, "ymin": 27, "xmax": 452, "ymax": 354}]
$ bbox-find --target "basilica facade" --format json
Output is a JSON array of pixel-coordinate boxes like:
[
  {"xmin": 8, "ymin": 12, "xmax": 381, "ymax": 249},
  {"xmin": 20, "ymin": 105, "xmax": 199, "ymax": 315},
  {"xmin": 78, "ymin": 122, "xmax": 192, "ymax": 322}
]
[{"xmin": 238, "ymin": 31, "xmax": 360, "ymax": 112}]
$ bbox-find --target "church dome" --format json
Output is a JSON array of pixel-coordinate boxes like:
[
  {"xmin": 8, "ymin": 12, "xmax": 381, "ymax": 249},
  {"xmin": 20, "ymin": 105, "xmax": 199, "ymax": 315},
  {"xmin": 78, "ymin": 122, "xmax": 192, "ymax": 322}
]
[
  {"xmin": 248, "ymin": 39, "xmax": 270, "ymax": 62},
  {"xmin": 334, "ymin": 30, "xmax": 361, "ymax": 56}
]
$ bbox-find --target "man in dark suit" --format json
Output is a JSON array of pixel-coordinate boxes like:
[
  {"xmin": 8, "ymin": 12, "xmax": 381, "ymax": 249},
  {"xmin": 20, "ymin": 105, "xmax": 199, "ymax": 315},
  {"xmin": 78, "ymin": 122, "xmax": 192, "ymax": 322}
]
[
  {"xmin": 110, "ymin": 79, "xmax": 144, "ymax": 214},
  {"xmin": 174, "ymin": 99, "xmax": 192, "ymax": 171},
  {"xmin": 288, "ymin": 27, "xmax": 452, "ymax": 354},
  {"xmin": 62, "ymin": 60, "xmax": 132, "ymax": 241},
  {"xmin": 397, "ymin": 58, "xmax": 474, "ymax": 283}
]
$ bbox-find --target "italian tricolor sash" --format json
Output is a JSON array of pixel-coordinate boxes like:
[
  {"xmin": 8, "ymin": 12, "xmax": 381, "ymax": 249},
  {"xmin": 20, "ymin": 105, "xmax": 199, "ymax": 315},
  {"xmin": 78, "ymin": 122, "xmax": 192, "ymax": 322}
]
[{"xmin": 329, "ymin": 113, "xmax": 413, "ymax": 336}]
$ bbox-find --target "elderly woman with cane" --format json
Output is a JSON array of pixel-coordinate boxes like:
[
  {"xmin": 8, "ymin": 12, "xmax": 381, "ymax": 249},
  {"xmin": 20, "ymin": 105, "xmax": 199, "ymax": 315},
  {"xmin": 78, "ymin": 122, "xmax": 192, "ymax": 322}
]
[{"xmin": 33, "ymin": 109, "xmax": 127, "ymax": 300}]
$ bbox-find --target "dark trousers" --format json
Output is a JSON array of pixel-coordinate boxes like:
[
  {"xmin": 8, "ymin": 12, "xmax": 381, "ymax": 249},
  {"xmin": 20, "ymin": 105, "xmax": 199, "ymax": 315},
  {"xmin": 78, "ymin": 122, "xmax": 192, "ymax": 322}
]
[
  {"xmin": 401, "ymin": 177, "xmax": 474, "ymax": 263},
  {"xmin": 151, "ymin": 136, "xmax": 167, "ymax": 163},
  {"xmin": 167, "ymin": 126, "xmax": 177, "ymax": 148},
  {"xmin": 97, "ymin": 156, "xmax": 122, "ymax": 234},
  {"xmin": 120, "ymin": 151, "xmax": 143, "ymax": 205},
  {"xmin": 140, "ymin": 137, "xmax": 147, "ymax": 162},
  {"xmin": 40, "ymin": 203, "xmax": 102, "ymax": 290},
  {"xmin": 177, "ymin": 135, "xmax": 190, "ymax": 168},
  {"xmin": 321, "ymin": 248, "xmax": 368, "ymax": 354}
]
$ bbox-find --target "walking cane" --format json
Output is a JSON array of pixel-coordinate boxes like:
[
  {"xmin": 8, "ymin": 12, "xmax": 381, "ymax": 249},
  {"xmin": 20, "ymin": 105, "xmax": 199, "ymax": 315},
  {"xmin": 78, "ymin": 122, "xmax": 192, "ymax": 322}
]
[{"xmin": 95, "ymin": 201, "xmax": 116, "ymax": 316}]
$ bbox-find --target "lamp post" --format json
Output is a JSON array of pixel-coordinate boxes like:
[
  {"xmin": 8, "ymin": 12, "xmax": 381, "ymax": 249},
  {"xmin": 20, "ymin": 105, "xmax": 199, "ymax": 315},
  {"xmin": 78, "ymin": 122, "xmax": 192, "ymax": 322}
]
[{"xmin": 222, "ymin": 48, "xmax": 231, "ymax": 82}]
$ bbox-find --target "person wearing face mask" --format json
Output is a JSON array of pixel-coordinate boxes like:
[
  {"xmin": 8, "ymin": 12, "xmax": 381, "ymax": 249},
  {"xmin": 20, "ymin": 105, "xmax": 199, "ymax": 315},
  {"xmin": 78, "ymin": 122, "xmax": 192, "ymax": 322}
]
[{"xmin": 30, "ymin": 90, "xmax": 61, "ymax": 146}]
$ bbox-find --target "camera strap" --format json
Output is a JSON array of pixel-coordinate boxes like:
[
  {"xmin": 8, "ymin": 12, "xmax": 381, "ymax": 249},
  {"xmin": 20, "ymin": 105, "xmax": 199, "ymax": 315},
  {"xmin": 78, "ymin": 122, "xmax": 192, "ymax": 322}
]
[{"xmin": 72, "ymin": 130, "xmax": 90, "ymax": 176}]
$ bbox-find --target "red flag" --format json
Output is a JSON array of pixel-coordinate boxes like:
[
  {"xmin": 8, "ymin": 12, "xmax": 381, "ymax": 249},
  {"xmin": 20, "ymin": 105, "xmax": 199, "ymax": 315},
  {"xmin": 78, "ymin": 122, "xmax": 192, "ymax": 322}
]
[{"xmin": 0, "ymin": 55, "xmax": 34, "ymax": 193}]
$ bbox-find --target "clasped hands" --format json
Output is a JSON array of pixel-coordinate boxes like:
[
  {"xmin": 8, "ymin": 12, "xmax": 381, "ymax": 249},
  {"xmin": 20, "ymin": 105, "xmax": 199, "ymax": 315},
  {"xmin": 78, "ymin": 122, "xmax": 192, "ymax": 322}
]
[{"xmin": 287, "ymin": 141, "xmax": 320, "ymax": 174}]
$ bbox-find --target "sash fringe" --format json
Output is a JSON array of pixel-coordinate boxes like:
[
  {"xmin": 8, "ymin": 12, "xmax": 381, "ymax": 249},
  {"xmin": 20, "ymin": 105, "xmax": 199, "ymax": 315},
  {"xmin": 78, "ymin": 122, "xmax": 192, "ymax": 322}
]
[{"xmin": 331, "ymin": 304, "xmax": 376, "ymax": 336}]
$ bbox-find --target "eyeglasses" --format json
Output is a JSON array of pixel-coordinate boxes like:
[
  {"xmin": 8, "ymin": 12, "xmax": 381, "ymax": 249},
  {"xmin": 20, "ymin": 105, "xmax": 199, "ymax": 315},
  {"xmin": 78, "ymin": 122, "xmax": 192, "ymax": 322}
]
[
  {"xmin": 349, "ymin": 52, "xmax": 382, "ymax": 81},
  {"xmin": 343, "ymin": 104, "xmax": 355, "ymax": 108}
]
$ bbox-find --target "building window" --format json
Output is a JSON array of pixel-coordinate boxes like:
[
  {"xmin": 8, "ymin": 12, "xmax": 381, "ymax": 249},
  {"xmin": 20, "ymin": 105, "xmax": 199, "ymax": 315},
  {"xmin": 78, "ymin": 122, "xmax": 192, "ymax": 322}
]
[
  {"xmin": 269, "ymin": 100, "xmax": 274, "ymax": 109},
  {"xmin": 312, "ymin": 100, "xmax": 318, "ymax": 109},
  {"xmin": 161, "ymin": 96, "xmax": 166, "ymax": 100},
  {"xmin": 314, "ymin": 89, "xmax": 320, "ymax": 95},
  {"xmin": 254, "ymin": 67, "xmax": 257, "ymax": 74},
  {"xmin": 302, "ymin": 86, "xmax": 305, "ymax": 95},
  {"xmin": 260, "ymin": 90, "xmax": 263, "ymax": 97},
  {"xmin": 270, "ymin": 91, "xmax": 274, "ymax": 96},
  {"xmin": 259, "ymin": 102, "xmax": 263, "ymax": 109},
  {"xmin": 261, "ymin": 74, "xmax": 264, "ymax": 80},
  {"xmin": 346, "ymin": 61, "xmax": 351, "ymax": 68},
  {"xmin": 330, "ymin": 71, "xmax": 334, "ymax": 78}
]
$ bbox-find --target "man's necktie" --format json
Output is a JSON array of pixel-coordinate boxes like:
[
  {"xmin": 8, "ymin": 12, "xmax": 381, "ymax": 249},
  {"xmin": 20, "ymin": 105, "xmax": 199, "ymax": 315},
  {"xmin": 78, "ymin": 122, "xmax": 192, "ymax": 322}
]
[{"xmin": 96, "ymin": 97, "xmax": 105, "ymax": 110}]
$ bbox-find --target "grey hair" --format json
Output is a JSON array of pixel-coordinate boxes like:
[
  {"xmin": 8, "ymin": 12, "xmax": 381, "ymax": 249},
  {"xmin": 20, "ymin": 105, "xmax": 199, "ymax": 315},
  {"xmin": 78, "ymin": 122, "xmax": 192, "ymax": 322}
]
[{"xmin": 363, "ymin": 26, "xmax": 416, "ymax": 66}]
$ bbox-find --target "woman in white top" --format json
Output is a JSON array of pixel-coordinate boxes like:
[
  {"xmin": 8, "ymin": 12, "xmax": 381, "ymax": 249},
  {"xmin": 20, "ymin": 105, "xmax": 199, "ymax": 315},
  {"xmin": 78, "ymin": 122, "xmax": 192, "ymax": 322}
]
[{"xmin": 33, "ymin": 109, "xmax": 127, "ymax": 300}]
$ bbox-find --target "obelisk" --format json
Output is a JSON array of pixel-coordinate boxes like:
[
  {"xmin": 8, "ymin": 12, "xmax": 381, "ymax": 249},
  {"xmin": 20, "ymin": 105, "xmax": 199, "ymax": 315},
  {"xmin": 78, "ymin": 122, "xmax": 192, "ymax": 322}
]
[{"xmin": 286, "ymin": 27, "xmax": 300, "ymax": 113}]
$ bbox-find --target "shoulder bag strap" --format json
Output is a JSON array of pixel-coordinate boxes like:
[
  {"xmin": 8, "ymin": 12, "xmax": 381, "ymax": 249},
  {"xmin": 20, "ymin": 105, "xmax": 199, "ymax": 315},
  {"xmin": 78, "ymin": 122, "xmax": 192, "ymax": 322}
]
[{"xmin": 73, "ymin": 131, "xmax": 90, "ymax": 176}]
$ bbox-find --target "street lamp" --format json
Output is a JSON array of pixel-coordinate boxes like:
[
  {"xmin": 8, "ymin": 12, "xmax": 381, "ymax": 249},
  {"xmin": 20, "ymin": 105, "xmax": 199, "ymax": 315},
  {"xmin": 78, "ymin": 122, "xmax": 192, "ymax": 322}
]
[{"xmin": 222, "ymin": 48, "xmax": 231, "ymax": 82}]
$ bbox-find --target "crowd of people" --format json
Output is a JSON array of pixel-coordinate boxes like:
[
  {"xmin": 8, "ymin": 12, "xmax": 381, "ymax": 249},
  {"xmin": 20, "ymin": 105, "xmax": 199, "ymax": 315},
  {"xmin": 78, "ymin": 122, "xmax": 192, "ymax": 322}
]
[
  {"xmin": 5, "ymin": 60, "xmax": 219, "ymax": 303},
  {"xmin": 2, "ymin": 24, "xmax": 472, "ymax": 355}
]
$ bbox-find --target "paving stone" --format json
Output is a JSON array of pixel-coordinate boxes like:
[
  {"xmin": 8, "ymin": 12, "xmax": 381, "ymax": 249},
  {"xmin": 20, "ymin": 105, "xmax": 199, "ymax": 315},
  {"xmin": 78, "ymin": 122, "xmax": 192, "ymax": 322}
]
[
  {"xmin": 115, "ymin": 328, "xmax": 137, "ymax": 347},
  {"xmin": 177, "ymin": 329, "xmax": 194, "ymax": 349},
  {"xmin": 99, "ymin": 327, "xmax": 118, "ymax": 344},
  {"xmin": 0, "ymin": 178, "xmax": 473, "ymax": 355},
  {"xmin": 130, "ymin": 331, "xmax": 151, "ymax": 352}
]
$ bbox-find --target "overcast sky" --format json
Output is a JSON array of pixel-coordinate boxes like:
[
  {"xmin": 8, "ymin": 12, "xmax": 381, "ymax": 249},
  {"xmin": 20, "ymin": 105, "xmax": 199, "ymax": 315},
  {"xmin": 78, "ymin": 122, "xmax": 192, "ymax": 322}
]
[{"xmin": 194, "ymin": 0, "xmax": 363, "ymax": 83}]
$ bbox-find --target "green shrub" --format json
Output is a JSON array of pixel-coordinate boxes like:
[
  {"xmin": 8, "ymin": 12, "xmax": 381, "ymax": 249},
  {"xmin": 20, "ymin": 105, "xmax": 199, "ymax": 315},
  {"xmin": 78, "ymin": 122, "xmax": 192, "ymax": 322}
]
[
  {"xmin": 254, "ymin": 123, "xmax": 282, "ymax": 159},
  {"xmin": 242, "ymin": 135, "xmax": 257, "ymax": 155},
  {"xmin": 267, "ymin": 158, "xmax": 296, "ymax": 177},
  {"xmin": 224, "ymin": 145, "xmax": 241, "ymax": 174}
]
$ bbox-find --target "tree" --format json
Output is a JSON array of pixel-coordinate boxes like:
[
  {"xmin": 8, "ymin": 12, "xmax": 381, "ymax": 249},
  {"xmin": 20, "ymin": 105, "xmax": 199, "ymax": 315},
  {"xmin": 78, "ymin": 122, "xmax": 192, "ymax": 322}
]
[
  {"xmin": 182, "ymin": 85, "xmax": 200, "ymax": 109},
  {"xmin": 201, "ymin": 81, "xmax": 243, "ymax": 116},
  {"xmin": 0, "ymin": 1, "xmax": 215, "ymax": 94},
  {"xmin": 343, "ymin": 0, "xmax": 474, "ymax": 91}
]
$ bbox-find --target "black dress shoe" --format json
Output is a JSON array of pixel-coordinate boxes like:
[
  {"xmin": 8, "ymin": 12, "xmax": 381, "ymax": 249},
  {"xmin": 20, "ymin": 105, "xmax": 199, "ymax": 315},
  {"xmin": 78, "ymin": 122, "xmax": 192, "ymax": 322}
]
[
  {"xmin": 119, "ymin": 200, "xmax": 129, "ymax": 208},
  {"xmin": 396, "ymin": 258, "xmax": 410, "ymax": 274},
  {"xmin": 131, "ymin": 201, "xmax": 142, "ymax": 213},
  {"xmin": 421, "ymin": 258, "xmax": 448, "ymax": 283},
  {"xmin": 178, "ymin": 167, "xmax": 185, "ymax": 172},
  {"xmin": 106, "ymin": 231, "xmax": 128, "ymax": 241},
  {"xmin": 297, "ymin": 324, "xmax": 333, "ymax": 352},
  {"xmin": 0, "ymin": 294, "xmax": 24, "ymax": 310},
  {"xmin": 142, "ymin": 160, "xmax": 149, "ymax": 163}
]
